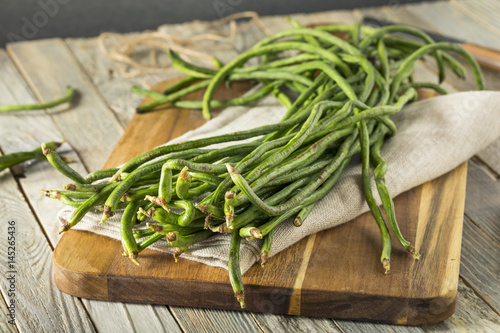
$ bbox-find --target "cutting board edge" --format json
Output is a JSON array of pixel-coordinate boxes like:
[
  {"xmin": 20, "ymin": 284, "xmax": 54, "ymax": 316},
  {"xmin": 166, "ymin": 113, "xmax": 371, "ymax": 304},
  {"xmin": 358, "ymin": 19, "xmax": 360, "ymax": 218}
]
[
  {"xmin": 53, "ymin": 250, "xmax": 458, "ymax": 325},
  {"xmin": 53, "ymin": 252, "xmax": 109, "ymax": 301}
]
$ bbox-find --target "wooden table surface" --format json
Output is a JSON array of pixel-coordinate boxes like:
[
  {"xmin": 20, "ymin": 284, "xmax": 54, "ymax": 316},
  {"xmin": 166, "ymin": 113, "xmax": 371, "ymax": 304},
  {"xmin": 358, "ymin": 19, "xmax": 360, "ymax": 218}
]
[{"xmin": 0, "ymin": 1, "xmax": 499, "ymax": 332}]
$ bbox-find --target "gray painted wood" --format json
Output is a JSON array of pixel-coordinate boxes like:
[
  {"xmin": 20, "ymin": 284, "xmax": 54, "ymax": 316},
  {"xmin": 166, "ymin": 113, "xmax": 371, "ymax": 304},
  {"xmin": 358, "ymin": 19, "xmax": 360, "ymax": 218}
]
[
  {"xmin": 465, "ymin": 159, "xmax": 500, "ymax": 245},
  {"xmin": 126, "ymin": 304, "xmax": 182, "ymax": 333},
  {"xmin": 0, "ymin": 297, "xmax": 18, "ymax": 333},
  {"xmin": 450, "ymin": 0, "xmax": 500, "ymax": 40},
  {"xmin": 65, "ymin": 36, "xmax": 171, "ymax": 127},
  {"xmin": 336, "ymin": 321, "xmax": 424, "ymax": 333},
  {"xmin": 0, "ymin": 169, "xmax": 96, "ymax": 333},
  {"xmin": 252, "ymin": 312, "xmax": 342, "ymax": 332},
  {"xmin": 170, "ymin": 307, "xmax": 263, "ymax": 333},
  {"xmin": 6, "ymin": 39, "xmax": 124, "ymax": 172},
  {"xmin": 0, "ymin": 50, "xmax": 88, "ymax": 239},
  {"xmin": 400, "ymin": 2, "xmax": 500, "ymax": 49},
  {"xmin": 81, "ymin": 301, "xmax": 182, "ymax": 333},
  {"xmin": 461, "ymin": 216, "xmax": 500, "ymax": 315}
]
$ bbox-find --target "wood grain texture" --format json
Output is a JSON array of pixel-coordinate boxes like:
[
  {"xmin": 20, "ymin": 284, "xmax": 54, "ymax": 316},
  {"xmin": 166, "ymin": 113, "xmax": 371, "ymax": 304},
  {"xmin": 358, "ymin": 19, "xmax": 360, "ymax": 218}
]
[
  {"xmin": 53, "ymin": 78, "xmax": 467, "ymax": 325},
  {"xmin": 0, "ymin": 49, "xmax": 97, "ymax": 333},
  {"xmin": 398, "ymin": 2, "xmax": 500, "ymax": 49},
  {"xmin": 0, "ymin": 169, "xmax": 96, "ymax": 333},
  {"xmin": 0, "ymin": 50, "xmax": 87, "ymax": 240},
  {"xmin": 0, "ymin": 297, "xmax": 18, "ymax": 333},
  {"xmin": 81, "ymin": 301, "xmax": 182, "ymax": 333},
  {"xmin": 460, "ymin": 216, "xmax": 500, "ymax": 316},
  {"xmin": 465, "ymin": 160, "xmax": 500, "ymax": 245},
  {"xmin": 65, "ymin": 36, "xmax": 171, "ymax": 127},
  {"xmin": 7, "ymin": 38, "xmax": 124, "ymax": 171},
  {"xmin": 169, "ymin": 307, "xmax": 263, "ymax": 333},
  {"xmin": 252, "ymin": 312, "xmax": 342, "ymax": 333},
  {"xmin": 451, "ymin": 0, "xmax": 500, "ymax": 40}
]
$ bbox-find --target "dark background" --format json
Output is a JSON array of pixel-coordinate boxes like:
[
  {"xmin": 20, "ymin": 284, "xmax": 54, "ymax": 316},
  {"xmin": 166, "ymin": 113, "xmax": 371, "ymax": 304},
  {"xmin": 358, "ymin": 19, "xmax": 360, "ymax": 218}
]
[{"xmin": 1, "ymin": 0, "xmax": 440, "ymax": 47}]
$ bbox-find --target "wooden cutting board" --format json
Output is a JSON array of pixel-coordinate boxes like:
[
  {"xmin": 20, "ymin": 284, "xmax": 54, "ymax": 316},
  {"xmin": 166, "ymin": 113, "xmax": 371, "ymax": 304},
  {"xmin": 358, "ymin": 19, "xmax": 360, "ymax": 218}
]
[{"xmin": 53, "ymin": 79, "xmax": 466, "ymax": 325}]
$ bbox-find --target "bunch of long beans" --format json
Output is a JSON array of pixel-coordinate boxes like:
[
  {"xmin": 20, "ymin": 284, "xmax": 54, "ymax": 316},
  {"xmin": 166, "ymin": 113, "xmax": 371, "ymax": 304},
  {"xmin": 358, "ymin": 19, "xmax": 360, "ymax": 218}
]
[{"xmin": 43, "ymin": 21, "xmax": 484, "ymax": 308}]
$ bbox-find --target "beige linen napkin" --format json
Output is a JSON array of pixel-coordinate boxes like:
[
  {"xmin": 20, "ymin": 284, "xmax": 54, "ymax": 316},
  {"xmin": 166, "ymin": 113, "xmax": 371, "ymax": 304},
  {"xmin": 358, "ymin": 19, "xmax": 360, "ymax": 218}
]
[{"xmin": 57, "ymin": 90, "xmax": 500, "ymax": 273}]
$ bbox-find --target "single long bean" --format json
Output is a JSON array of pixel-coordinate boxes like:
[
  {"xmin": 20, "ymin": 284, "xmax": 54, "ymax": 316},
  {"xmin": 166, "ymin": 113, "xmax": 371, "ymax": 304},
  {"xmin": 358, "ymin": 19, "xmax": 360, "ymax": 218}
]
[
  {"xmin": 120, "ymin": 201, "xmax": 141, "ymax": 265},
  {"xmin": 228, "ymin": 231, "xmax": 245, "ymax": 308},
  {"xmin": 42, "ymin": 143, "xmax": 87, "ymax": 184},
  {"xmin": 0, "ymin": 141, "xmax": 63, "ymax": 172},
  {"xmin": 370, "ymin": 136, "xmax": 420, "ymax": 259},
  {"xmin": 260, "ymin": 229, "xmax": 274, "ymax": 267},
  {"xmin": 0, "ymin": 87, "xmax": 74, "ymax": 112}
]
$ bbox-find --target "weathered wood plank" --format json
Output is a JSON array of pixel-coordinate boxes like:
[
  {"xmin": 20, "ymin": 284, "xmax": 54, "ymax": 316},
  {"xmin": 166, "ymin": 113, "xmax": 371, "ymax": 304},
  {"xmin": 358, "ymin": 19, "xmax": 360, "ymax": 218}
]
[
  {"xmin": 170, "ymin": 307, "xmax": 263, "ymax": 333},
  {"xmin": 287, "ymin": 9, "xmax": 358, "ymax": 27},
  {"xmin": 65, "ymin": 36, "xmax": 171, "ymax": 127},
  {"xmin": 0, "ymin": 297, "xmax": 18, "ymax": 333},
  {"xmin": 0, "ymin": 49, "xmax": 97, "ymax": 332},
  {"xmin": 0, "ymin": 50, "xmax": 87, "ymax": 239},
  {"xmin": 252, "ymin": 312, "xmax": 341, "ymax": 333},
  {"xmin": 126, "ymin": 304, "xmax": 182, "ymax": 333},
  {"xmin": 398, "ymin": 2, "xmax": 500, "ymax": 49},
  {"xmin": 465, "ymin": 159, "xmax": 500, "ymax": 245},
  {"xmin": 460, "ymin": 217, "xmax": 500, "ymax": 315},
  {"xmin": 451, "ymin": 0, "xmax": 500, "ymax": 38},
  {"xmin": 65, "ymin": 20, "xmax": 266, "ymax": 126},
  {"xmin": 0, "ymin": 49, "xmax": 184, "ymax": 333},
  {"xmin": 422, "ymin": 279, "xmax": 500, "ymax": 332},
  {"xmin": 7, "ymin": 39, "xmax": 124, "ymax": 171},
  {"xmin": 0, "ymin": 168, "xmax": 96, "ymax": 332},
  {"xmin": 336, "ymin": 320, "xmax": 424, "ymax": 333},
  {"xmin": 337, "ymin": 279, "xmax": 500, "ymax": 332},
  {"xmin": 81, "ymin": 301, "xmax": 182, "ymax": 333},
  {"xmin": 477, "ymin": 141, "xmax": 500, "ymax": 177}
]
